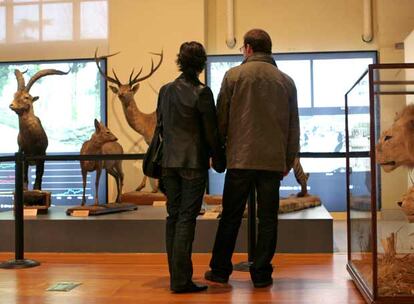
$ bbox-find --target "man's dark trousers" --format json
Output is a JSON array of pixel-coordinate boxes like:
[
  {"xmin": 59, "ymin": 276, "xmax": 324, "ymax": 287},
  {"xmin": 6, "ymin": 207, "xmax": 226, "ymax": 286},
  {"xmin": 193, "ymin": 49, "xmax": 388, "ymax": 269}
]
[{"xmin": 209, "ymin": 169, "xmax": 282, "ymax": 282}]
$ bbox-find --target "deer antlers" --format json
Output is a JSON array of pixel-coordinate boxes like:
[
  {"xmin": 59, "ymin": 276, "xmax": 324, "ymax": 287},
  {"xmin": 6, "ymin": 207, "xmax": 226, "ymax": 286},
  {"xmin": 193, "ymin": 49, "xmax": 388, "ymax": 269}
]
[{"xmin": 94, "ymin": 48, "xmax": 163, "ymax": 86}]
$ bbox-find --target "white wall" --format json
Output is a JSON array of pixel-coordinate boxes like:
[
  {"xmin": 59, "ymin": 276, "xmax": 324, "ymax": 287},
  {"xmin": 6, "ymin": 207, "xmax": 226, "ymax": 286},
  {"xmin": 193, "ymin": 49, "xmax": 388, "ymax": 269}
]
[{"xmin": 107, "ymin": 0, "xmax": 205, "ymax": 196}]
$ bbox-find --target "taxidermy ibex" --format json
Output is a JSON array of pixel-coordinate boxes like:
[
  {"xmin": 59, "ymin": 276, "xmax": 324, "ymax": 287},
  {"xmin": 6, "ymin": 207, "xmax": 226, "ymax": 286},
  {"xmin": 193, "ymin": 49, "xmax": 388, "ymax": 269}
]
[
  {"xmin": 9, "ymin": 68, "xmax": 69, "ymax": 190},
  {"xmin": 95, "ymin": 49, "xmax": 163, "ymax": 192},
  {"xmin": 80, "ymin": 119, "xmax": 124, "ymax": 206}
]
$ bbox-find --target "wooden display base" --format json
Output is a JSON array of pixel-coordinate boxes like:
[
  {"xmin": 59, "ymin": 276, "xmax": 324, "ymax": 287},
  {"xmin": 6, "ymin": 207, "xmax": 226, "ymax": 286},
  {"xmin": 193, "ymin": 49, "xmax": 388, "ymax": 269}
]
[
  {"xmin": 66, "ymin": 203, "xmax": 137, "ymax": 216},
  {"xmin": 121, "ymin": 191, "xmax": 166, "ymax": 205},
  {"xmin": 203, "ymin": 194, "xmax": 222, "ymax": 205},
  {"xmin": 121, "ymin": 191, "xmax": 321, "ymax": 214},
  {"xmin": 198, "ymin": 195, "xmax": 321, "ymax": 216},
  {"xmin": 21, "ymin": 190, "xmax": 51, "ymax": 214},
  {"xmin": 279, "ymin": 195, "xmax": 321, "ymax": 213},
  {"xmin": 120, "ymin": 191, "xmax": 224, "ymax": 206},
  {"xmin": 23, "ymin": 206, "xmax": 49, "ymax": 216},
  {"xmin": 350, "ymin": 195, "xmax": 371, "ymax": 211}
]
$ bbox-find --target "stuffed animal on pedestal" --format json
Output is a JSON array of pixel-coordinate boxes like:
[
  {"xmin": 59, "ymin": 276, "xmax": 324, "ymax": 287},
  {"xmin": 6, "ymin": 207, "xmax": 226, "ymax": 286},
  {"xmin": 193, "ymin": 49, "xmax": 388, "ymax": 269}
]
[
  {"xmin": 95, "ymin": 49, "xmax": 162, "ymax": 192},
  {"xmin": 9, "ymin": 68, "xmax": 68, "ymax": 190},
  {"xmin": 80, "ymin": 119, "xmax": 124, "ymax": 206}
]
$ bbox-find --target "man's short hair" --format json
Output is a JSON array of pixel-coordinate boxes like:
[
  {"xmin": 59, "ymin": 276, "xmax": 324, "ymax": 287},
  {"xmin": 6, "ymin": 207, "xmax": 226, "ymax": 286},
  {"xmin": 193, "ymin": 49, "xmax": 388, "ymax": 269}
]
[
  {"xmin": 176, "ymin": 41, "xmax": 207, "ymax": 77},
  {"xmin": 243, "ymin": 29, "xmax": 272, "ymax": 54}
]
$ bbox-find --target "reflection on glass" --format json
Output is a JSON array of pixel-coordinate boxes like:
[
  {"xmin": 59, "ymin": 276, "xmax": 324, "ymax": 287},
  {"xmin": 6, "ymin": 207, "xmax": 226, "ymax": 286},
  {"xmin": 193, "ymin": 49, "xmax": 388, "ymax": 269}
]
[
  {"xmin": 377, "ymin": 214, "xmax": 414, "ymax": 296},
  {"xmin": 347, "ymin": 73, "xmax": 369, "ymax": 107},
  {"xmin": 13, "ymin": 4, "xmax": 39, "ymax": 42},
  {"xmin": 278, "ymin": 60, "xmax": 311, "ymax": 108},
  {"xmin": 43, "ymin": 3, "xmax": 72, "ymax": 40},
  {"xmin": 300, "ymin": 114, "xmax": 369, "ymax": 153},
  {"xmin": 349, "ymin": 157, "xmax": 373, "ymax": 292},
  {"xmin": 300, "ymin": 115, "xmax": 345, "ymax": 152},
  {"xmin": 0, "ymin": 7, "xmax": 5, "ymax": 41},
  {"xmin": 314, "ymin": 58, "xmax": 373, "ymax": 107},
  {"xmin": 13, "ymin": 0, "xmax": 36, "ymax": 3},
  {"xmin": 80, "ymin": 0, "xmax": 108, "ymax": 39},
  {"xmin": 348, "ymin": 114, "xmax": 370, "ymax": 152}
]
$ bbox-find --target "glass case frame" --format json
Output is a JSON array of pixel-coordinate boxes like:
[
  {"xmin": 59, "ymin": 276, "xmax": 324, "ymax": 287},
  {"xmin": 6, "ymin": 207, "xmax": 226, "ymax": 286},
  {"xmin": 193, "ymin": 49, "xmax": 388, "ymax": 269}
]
[{"xmin": 345, "ymin": 62, "xmax": 414, "ymax": 304}]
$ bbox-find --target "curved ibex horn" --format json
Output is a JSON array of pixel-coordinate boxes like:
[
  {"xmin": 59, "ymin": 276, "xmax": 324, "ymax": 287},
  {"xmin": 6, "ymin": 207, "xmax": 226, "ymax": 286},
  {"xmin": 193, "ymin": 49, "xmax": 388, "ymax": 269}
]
[
  {"xmin": 14, "ymin": 69, "xmax": 26, "ymax": 91},
  {"xmin": 26, "ymin": 69, "xmax": 70, "ymax": 92}
]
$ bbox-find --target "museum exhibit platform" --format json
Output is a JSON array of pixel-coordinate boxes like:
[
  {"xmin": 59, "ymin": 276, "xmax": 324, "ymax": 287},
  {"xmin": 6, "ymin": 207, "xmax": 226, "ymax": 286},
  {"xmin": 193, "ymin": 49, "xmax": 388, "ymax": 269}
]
[{"xmin": 0, "ymin": 204, "xmax": 333, "ymax": 253}]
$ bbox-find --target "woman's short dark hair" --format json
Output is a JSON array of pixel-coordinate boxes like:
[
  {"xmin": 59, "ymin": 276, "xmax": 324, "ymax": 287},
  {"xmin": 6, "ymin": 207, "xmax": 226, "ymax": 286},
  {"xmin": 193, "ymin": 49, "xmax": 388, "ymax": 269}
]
[
  {"xmin": 243, "ymin": 29, "xmax": 272, "ymax": 54},
  {"xmin": 176, "ymin": 41, "xmax": 207, "ymax": 79}
]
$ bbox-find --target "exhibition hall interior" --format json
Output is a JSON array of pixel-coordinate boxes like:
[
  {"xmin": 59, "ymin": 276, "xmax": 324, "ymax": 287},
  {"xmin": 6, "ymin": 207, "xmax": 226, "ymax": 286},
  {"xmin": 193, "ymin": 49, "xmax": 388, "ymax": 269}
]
[{"xmin": 0, "ymin": 0, "xmax": 414, "ymax": 303}]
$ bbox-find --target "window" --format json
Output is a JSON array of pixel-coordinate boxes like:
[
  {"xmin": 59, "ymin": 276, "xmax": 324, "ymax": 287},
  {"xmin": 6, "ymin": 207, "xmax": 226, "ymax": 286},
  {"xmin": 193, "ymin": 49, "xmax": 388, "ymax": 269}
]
[
  {"xmin": 0, "ymin": 0, "xmax": 107, "ymax": 43},
  {"xmin": 42, "ymin": 2, "xmax": 73, "ymax": 41},
  {"xmin": 0, "ymin": 6, "xmax": 5, "ymax": 41},
  {"xmin": 206, "ymin": 51, "xmax": 377, "ymax": 211},
  {"xmin": 278, "ymin": 60, "xmax": 312, "ymax": 108},
  {"xmin": 313, "ymin": 58, "xmax": 372, "ymax": 108},
  {"xmin": 80, "ymin": 0, "xmax": 107, "ymax": 39}
]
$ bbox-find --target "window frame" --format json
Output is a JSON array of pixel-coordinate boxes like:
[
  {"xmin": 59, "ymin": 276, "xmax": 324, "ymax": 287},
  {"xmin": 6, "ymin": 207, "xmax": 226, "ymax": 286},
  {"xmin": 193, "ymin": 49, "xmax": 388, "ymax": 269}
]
[
  {"xmin": 0, "ymin": 0, "xmax": 108, "ymax": 43},
  {"xmin": 206, "ymin": 50, "xmax": 378, "ymax": 211}
]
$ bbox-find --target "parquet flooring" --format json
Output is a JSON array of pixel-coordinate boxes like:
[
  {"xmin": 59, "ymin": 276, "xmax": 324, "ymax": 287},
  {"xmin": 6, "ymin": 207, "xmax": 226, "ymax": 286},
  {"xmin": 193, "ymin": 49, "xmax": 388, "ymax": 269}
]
[{"xmin": 0, "ymin": 253, "xmax": 365, "ymax": 304}]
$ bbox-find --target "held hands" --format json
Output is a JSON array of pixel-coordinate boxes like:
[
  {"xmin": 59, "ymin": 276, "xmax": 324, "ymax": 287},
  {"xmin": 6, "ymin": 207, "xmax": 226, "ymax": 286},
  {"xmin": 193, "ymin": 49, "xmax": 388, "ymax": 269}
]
[
  {"xmin": 283, "ymin": 168, "xmax": 291, "ymax": 177},
  {"xmin": 211, "ymin": 156, "xmax": 226, "ymax": 173}
]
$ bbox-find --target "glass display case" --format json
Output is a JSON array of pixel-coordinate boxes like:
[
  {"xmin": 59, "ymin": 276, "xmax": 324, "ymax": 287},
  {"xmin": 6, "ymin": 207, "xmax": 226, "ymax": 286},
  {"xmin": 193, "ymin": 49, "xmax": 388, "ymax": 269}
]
[{"xmin": 346, "ymin": 63, "xmax": 414, "ymax": 303}]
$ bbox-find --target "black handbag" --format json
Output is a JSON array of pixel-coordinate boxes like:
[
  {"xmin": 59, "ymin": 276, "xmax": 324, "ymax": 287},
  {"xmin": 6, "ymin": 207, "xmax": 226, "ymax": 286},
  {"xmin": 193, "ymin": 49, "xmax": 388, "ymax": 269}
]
[{"xmin": 142, "ymin": 124, "xmax": 163, "ymax": 179}]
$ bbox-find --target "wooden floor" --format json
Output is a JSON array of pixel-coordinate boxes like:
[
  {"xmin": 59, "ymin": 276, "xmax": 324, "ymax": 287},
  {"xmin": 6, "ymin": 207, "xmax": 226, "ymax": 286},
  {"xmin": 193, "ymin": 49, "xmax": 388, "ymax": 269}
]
[{"xmin": 0, "ymin": 253, "xmax": 365, "ymax": 304}]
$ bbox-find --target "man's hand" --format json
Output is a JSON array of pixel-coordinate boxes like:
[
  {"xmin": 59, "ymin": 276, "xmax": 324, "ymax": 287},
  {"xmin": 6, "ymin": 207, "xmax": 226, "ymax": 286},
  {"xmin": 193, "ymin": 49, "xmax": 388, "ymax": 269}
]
[{"xmin": 212, "ymin": 157, "xmax": 226, "ymax": 173}]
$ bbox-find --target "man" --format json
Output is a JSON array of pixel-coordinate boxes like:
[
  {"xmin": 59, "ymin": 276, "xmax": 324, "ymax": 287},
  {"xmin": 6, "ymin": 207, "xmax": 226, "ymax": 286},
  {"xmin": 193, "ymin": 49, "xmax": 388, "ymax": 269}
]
[{"xmin": 205, "ymin": 29, "xmax": 300, "ymax": 288}]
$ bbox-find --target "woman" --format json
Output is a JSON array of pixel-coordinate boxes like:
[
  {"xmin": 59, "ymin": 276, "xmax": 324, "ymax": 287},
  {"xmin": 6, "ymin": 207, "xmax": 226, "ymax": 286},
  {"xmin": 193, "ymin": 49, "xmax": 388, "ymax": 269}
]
[{"xmin": 156, "ymin": 41, "xmax": 225, "ymax": 293}]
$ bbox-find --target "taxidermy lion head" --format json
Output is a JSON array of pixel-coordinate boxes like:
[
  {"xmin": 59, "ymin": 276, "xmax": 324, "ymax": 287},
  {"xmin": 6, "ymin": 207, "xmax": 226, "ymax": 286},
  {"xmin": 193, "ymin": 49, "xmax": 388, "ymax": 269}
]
[
  {"xmin": 397, "ymin": 186, "xmax": 414, "ymax": 216},
  {"xmin": 376, "ymin": 105, "xmax": 414, "ymax": 172}
]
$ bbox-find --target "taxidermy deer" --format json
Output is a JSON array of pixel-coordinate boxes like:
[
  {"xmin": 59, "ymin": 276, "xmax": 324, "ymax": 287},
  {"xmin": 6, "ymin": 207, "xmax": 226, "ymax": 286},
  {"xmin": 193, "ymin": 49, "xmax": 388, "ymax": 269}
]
[
  {"xmin": 9, "ymin": 68, "xmax": 68, "ymax": 190},
  {"xmin": 95, "ymin": 49, "xmax": 163, "ymax": 192},
  {"xmin": 80, "ymin": 119, "xmax": 124, "ymax": 206}
]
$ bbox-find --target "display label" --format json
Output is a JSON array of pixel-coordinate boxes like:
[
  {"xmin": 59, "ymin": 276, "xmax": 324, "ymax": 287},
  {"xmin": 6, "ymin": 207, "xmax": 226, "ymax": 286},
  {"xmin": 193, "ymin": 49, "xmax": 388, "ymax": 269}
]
[
  {"xmin": 71, "ymin": 210, "xmax": 90, "ymax": 217},
  {"xmin": 153, "ymin": 201, "xmax": 166, "ymax": 207},
  {"xmin": 202, "ymin": 211, "xmax": 220, "ymax": 219},
  {"xmin": 23, "ymin": 208, "xmax": 38, "ymax": 217}
]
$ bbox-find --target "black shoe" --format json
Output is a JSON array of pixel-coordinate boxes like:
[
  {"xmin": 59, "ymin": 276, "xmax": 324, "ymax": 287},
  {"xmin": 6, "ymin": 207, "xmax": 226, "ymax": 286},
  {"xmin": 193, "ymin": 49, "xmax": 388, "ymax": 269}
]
[
  {"xmin": 253, "ymin": 278, "xmax": 273, "ymax": 288},
  {"xmin": 172, "ymin": 283, "xmax": 208, "ymax": 294},
  {"xmin": 204, "ymin": 270, "xmax": 229, "ymax": 283}
]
